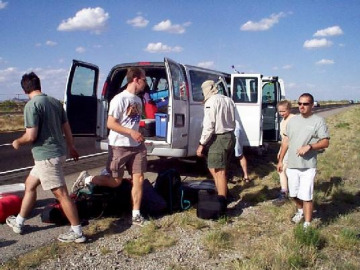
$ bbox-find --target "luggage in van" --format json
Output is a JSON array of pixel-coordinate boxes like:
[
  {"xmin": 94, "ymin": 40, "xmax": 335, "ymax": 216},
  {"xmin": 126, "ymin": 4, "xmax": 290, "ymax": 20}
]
[{"xmin": 139, "ymin": 119, "xmax": 156, "ymax": 137}]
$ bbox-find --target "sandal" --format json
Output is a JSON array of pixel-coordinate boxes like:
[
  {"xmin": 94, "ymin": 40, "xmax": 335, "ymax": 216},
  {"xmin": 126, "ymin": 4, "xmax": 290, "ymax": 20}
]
[{"xmin": 243, "ymin": 178, "xmax": 251, "ymax": 183}]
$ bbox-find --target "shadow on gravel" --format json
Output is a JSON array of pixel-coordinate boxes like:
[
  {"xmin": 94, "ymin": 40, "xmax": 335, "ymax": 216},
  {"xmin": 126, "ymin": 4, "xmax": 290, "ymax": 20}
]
[{"xmin": 0, "ymin": 239, "xmax": 16, "ymax": 248}]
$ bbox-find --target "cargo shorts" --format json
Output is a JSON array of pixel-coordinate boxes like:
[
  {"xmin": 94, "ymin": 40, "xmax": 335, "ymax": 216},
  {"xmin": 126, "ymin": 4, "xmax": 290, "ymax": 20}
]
[
  {"xmin": 110, "ymin": 143, "xmax": 147, "ymax": 179},
  {"xmin": 207, "ymin": 132, "xmax": 235, "ymax": 169},
  {"xmin": 30, "ymin": 156, "xmax": 66, "ymax": 190}
]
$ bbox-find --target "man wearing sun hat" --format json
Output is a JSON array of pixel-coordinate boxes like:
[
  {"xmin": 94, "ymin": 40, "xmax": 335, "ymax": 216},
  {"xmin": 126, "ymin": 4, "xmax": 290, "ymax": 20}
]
[{"xmin": 196, "ymin": 80, "xmax": 236, "ymax": 213}]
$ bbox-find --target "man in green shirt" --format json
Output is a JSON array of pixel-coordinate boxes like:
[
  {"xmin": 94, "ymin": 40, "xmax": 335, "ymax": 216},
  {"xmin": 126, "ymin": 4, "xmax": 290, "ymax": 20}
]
[{"xmin": 6, "ymin": 72, "xmax": 86, "ymax": 243}]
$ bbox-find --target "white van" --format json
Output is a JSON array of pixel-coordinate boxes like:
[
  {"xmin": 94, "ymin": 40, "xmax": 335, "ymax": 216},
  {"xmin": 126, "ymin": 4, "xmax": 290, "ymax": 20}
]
[{"xmin": 64, "ymin": 58, "xmax": 284, "ymax": 157}]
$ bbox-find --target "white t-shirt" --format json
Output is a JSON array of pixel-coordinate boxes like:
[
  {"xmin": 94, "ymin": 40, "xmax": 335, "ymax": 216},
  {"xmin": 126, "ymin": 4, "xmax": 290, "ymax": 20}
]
[{"xmin": 108, "ymin": 90, "xmax": 142, "ymax": 147}]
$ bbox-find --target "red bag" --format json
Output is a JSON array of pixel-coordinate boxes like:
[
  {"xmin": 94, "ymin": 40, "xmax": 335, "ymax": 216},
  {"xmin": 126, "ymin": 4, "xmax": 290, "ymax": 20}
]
[
  {"xmin": 145, "ymin": 101, "xmax": 157, "ymax": 119},
  {"xmin": 0, "ymin": 195, "xmax": 22, "ymax": 223}
]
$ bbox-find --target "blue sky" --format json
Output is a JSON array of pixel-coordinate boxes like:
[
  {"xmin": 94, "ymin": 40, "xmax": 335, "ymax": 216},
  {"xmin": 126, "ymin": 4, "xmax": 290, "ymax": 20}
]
[{"xmin": 1, "ymin": 0, "xmax": 359, "ymax": 101}]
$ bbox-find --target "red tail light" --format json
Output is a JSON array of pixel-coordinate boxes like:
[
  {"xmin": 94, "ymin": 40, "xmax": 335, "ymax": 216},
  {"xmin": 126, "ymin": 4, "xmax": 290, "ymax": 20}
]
[{"xmin": 101, "ymin": 81, "xmax": 108, "ymax": 97}]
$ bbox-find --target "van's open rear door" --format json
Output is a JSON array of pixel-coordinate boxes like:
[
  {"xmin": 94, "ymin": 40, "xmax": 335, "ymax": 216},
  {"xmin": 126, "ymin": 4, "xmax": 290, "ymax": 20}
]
[
  {"xmin": 164, "ymin": 58, "xmax": 189, "ymax": 152},
  {"xmin": 231, "ymin": 74, "xmax": 262, "ymax": 146},
  {"xmin": 64, "ymin": 60, "xmax": 99, "ymax": 136}
]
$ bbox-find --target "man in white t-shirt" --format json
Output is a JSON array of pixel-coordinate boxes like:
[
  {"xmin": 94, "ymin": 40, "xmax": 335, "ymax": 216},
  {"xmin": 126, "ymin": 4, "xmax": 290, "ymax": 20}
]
[{"xmin": 72, "ymin": 67, "xmax": 148, "ymax": 226}]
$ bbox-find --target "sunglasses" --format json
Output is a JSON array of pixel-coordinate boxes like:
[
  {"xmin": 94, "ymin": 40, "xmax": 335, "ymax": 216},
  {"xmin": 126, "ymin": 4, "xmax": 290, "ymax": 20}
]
[{"xmin": 298, "ymin": 102, "xmax": 311, "ymax": 106}]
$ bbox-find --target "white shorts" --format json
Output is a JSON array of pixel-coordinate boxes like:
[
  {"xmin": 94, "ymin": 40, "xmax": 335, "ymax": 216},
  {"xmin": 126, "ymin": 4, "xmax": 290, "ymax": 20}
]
[
  {"xmin": 286, "ymin": 168, "xmax": 316, "ymax": 201},
  {"xmin": 234, "ymin": 128, "xmax": 243, "ymax": 157},
  {"xmin": 30, "ymin": 156, "xmax": 66, "ymax": 190}
]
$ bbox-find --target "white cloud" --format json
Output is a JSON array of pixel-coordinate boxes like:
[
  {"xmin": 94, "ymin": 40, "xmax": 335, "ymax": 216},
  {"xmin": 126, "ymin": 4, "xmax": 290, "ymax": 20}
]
[
  {"xmin": 197, "ymin": 61, "xmax": 215, "ymax": 69},
  {"xmin": 0, "ymin": 1, "xmax": 8, "ymax": 9},
  {"xmin": 282, "ymin": 64, "xmax": 293, "ymax": 70},
  {"xmin": 57, "ymin": 7, "xmax": 109, "ymax": 34},
  {"xmin": 127, "ymin": 15, "xmax": 149, "ymax": 28},
  {"xmin": 0, "ymin": 67, "xmax": 18, "ymax": 83},
  {"xmin": 303, "ymin": 38, "xmax": 333, "ymax": 49},
  {"xmin": 240, "ymin": 12, "xmax": 288, "ymax": 31},
  {"xmin": 316, "ymin": 59, "xmax": 335, "ymax": 65},
  {"xmin": 152, "ymin": 20, "xmax": 190, "ymax": 34},
  {"xmin": 145, "ymin": 42, "xmax": 183, "ymax": 53},
  {"xmin": 76, "ymin": 46, "xmax": 86, "ymax": 53},
  {"xmin": 45, "ymin": 40, "xmax": 57, "ymax": 46},
  {"xmin": 314, "ymin": 26, "xmax": 343, "ymax": 37}
]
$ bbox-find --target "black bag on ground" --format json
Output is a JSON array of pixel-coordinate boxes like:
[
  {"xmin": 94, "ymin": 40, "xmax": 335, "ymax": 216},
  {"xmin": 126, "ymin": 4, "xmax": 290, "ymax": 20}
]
[
  {"xmin": 196, "ymin": 190, "xmax": 226, "ymax": 220},
  {"xmin": 41, "ymin": 200, "xmax": 69, "ymax": 225},
  {"xmin": 76, "ymin": 181, "xmax": 132, "ymax": 219},
  {"xmin": 154, "ymin": 169, "xmax": 183, "ymax": 213},
  {"xmin": 141, "ymin": 179, "xmax": 167, "ymax": 217},
  {"xmin": 181, "ymin": 180, "xmax": 216, "ymax": 206}
]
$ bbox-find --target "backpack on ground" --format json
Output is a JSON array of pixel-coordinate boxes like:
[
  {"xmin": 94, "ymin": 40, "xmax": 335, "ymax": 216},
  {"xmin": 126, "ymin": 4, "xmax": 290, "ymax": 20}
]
[{"xmin": 154, "ymin": 169, "xmax": 187, "ymax": 213}]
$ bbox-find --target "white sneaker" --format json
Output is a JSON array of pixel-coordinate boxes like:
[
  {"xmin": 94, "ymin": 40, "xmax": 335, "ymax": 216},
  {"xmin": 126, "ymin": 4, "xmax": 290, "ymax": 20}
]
[
  {"xmin": 57, "ymin": 230, "xmax": 86, "ymax": 243},
  {"xmin": 303, "ymin": 222, "xmax": 311, "ymax": 229},
  {"xmin": 132, "ymin": 214, "xmax": 146, "ymax": 227},
  {"xmin": 291, "ymin": 211, "xmax": 304, "ymax": 224},
  {"xmin": 6, "ymin": 215, "xmax": 23, "ymax": 234},
  {"xmin": 71, "ymin": 171, "xmax": 90, "ymax": 194}
]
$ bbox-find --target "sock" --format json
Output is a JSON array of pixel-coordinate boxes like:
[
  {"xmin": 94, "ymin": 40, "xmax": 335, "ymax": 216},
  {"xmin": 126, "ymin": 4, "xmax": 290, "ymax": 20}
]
[
  {"xmin": 280, "ymin": 189, "xmax": 288, "ymax": 194},
  {"xmin": 71, "ymin": 225, "xmax": 82, "ymax": 235},
  {"xmin": 303, "ymin": 221, "xmax": 311, "ymax": 227},
  {"xmin": 132, "ymin": 210, "xmax": 140, "ymax": 218},
  {"xmin": 85, "ymin": 176, "xmax": 94, "ymax": 185},
  {"xmin": 298, "ymin": 208, "xmax": 304, "ymax": 214},
  {"xmin": 16, "ymin": 214, "xmax": 26, "ymax": 226}
]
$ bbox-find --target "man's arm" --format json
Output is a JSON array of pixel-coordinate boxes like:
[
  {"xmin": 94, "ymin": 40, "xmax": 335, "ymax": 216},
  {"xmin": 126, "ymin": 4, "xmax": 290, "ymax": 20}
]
[
  {"xmin": 297, "ymin": 138, "xmax": 330, "ymax": 156},
  {"xmin": 107, "ymin": 115, "xmax": 144, "ymax": 143},
  {"xmin": 62, "ymin": 121, "xmax": 79, "ymax": 161},
  {"xmin": 12, "ymin": 127, "xmax": 38, "ymax": 149},
  {"xmin": 277, "ymin": 136, "xmax": 289, "ymax": 172}
]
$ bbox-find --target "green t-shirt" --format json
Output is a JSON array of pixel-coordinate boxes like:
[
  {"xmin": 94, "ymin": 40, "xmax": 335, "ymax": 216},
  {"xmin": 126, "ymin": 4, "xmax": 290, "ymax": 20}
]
[
  {"xmin": 285, "ymin": 114, "xmax": 329, "ymax": 168},
  {"xmin": 24, "ymin": 93, "xmax": 68, "ymax": 161}
]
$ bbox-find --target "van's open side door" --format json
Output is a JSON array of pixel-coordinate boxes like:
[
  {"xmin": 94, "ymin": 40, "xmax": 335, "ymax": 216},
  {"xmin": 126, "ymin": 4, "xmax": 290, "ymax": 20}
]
[
  {"xmin": 231, "ymin": 74, "xmax": 262, "ymax": 146},
  {"xmin": 164, "ymin": 58, "xmax": 189, "ymax": 151},
  {"xmin": 64, "ymin": 60, "xmax": 99, "ymax": 136},
  {"xmin": 262, "ymin": 77, "xmax": 282, "ymax": 141}
]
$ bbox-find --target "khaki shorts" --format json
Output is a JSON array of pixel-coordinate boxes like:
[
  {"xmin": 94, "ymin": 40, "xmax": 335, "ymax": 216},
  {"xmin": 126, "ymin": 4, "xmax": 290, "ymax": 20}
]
[
  {"xmin": 110, "ymin": 144, "xmax": 147, "ymax": 179},
  {"xmin": 207, "ymin": 132, "xmax": 235, "ymax": 169},
  {"xmin": 30, "ymin": 156, "xmax": 66, "ymax": 191}
]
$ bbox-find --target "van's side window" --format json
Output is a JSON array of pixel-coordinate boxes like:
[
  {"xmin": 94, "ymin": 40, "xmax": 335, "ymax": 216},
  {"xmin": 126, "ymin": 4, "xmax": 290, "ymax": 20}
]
[
  {"xmin": 189, "ymin": 70, "xmax": 227, "ymax": 102},
  {"xmin": 232, "ymin": 77, "xmax": 258, "ymax": 103},
  {"xmin": 71, "ymin": 66, "xmax": 97, "ymax": 97},
  {"xmin": 168, "ymin": 62, "xmax": 187, "ymax": 100}
]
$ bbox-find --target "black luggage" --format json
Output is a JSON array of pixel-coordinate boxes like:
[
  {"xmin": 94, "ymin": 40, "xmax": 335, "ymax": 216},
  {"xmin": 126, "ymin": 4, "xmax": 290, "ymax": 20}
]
[{"xmin": 196, "ymin": 189, "xmax": 226, "ymax": 220}]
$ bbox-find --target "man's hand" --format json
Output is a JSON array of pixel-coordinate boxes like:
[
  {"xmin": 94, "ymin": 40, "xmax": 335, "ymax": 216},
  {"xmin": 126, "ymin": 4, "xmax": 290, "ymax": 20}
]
[
  {"xmin": 130, "ymin": 130, "xmax": 144, "ymax": 143},
  {"xmin": 12, "ymin": 139, "xmax": 20, "ymax": 150},
  {"xmin": 196, "ymin": 145, "xmax": 204, "ymax": 157},
  {"xmin": 69, "ymin": 146, "xmax": 80, "ymax": 161},
  {"xmin": 277, "ymin": 161, "xmax": 283, "ymax": 173},
  {"xmin": 296, "ymin": 144, "xmax": 312, "ymax": 156}
]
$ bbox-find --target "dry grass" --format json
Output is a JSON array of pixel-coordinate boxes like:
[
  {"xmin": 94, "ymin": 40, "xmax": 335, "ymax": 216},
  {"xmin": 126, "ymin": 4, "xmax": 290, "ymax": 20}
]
[
  {"xmin": 0, "ymin": 114, "xmax": 24, "ymax": 132},
  {"xmin": 2, "ymin": 106, "xmax": 360, "ymax": 269}
]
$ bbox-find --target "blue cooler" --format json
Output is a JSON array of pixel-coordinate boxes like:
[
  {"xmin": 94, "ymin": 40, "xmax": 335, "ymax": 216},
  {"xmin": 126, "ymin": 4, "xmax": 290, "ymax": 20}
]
[{"xmin": 155, "ymin": 113, "xmax": 167, "ymax": 137}]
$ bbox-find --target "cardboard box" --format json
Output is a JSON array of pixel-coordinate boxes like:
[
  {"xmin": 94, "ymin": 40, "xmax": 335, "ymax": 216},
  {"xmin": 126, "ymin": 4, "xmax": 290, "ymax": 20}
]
[{"xmin": 155, "ymin": 113, "xmax": 167, "ymax": 137}]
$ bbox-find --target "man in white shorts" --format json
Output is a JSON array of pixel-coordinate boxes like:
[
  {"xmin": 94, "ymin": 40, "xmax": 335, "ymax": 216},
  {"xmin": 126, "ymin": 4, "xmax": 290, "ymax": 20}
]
[{"xmin": 277, "ymin": 93, "xmax": 330, "ymax": 229}]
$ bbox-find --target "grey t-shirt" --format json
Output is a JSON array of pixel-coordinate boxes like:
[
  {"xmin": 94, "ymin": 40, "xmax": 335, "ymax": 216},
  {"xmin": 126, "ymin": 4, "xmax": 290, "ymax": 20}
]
[
  {"xmin": 285, "ymin": 114, "xmax": 329, "ymax": 168},
  {"xmin": 24, "ymin": 93, "xmax": 67, "ymax": 161}
]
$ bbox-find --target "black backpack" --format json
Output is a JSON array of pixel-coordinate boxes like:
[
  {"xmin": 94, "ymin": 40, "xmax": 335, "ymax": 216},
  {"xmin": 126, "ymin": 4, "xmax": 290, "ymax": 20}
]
[{"xmin": 154, "ymin": 169, "xmax": 188, "ymax": 213}]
